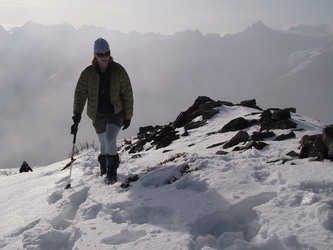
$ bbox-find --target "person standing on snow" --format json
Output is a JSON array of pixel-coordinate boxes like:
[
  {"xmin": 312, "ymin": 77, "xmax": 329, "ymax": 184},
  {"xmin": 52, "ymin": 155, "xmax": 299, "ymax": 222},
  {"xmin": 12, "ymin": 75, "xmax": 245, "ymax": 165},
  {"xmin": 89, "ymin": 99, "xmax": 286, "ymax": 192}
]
[
  {"xmin": 71, "ymin": 38, "xmax": 134, "ymax": 184},
  {"xmin": 19, "ymin": 161, "xmax": 33, "ymax": 173}
]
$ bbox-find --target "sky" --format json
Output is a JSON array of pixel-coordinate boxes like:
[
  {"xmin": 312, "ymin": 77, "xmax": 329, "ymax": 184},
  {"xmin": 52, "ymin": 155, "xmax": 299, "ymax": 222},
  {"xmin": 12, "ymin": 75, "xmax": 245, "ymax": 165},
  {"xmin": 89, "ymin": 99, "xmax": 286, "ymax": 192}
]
[{"xmin": 1, "ymin": 0, "xmax": 333, "ymax": 35}]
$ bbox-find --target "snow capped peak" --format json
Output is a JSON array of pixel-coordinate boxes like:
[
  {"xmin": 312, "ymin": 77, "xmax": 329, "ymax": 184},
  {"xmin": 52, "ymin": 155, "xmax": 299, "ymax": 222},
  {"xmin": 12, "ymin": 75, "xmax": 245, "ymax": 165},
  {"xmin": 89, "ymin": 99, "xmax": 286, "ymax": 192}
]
[
  {"xmin": 244, "ymin": 20, "xmax": 274, "ymax": 35},
  {"xmin": 251, "ymin": 20, "xmax": 268, "ymax": 29},
  {"xmin": 1, "ymin": 97, "xmax": 332, "ymax": 249}
]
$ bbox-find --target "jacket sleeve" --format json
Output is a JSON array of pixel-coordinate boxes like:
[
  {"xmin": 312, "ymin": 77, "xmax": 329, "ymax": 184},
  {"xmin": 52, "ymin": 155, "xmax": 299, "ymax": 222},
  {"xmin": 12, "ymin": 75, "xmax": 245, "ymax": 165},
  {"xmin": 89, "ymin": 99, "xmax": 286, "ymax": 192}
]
[
  {"xmin": 73, "ymin": 70, "xmax": 88, "ymax": 115},
  {"xmin": 119, "ymin": 66, "xmax": 134, "ymax": 120}
]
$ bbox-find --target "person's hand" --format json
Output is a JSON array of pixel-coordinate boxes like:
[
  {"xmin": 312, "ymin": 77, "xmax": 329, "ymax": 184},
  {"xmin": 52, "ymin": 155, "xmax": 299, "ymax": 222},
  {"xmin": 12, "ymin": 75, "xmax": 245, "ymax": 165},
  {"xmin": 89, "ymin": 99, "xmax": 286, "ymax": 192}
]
[
  {"xmin": 122, "ymin": 120, "xmax": 131, "ymax": 130},
  {"xmin": 71, "ymin": 123, "xmax": 78, "ymax": 135},
  {"xmin": 72, "ymin": 113, "xmax": 81, "ymax": 124}
]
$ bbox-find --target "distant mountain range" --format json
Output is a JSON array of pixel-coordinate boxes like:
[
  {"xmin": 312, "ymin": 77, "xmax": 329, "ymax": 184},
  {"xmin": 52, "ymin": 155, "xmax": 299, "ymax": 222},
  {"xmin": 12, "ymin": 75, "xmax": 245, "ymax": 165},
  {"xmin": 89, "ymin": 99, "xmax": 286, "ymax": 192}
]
[{"xmin": 0, "ymin": 21, "xmax": 332, "ymax": 168}]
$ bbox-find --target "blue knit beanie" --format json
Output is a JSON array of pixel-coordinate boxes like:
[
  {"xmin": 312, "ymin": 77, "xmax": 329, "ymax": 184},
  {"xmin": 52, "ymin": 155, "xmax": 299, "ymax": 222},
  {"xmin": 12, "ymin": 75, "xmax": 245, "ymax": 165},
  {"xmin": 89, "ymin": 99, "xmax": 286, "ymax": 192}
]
[{"xmin": 94, "ymin": 38, "xmax": 110, "ymax": 54}]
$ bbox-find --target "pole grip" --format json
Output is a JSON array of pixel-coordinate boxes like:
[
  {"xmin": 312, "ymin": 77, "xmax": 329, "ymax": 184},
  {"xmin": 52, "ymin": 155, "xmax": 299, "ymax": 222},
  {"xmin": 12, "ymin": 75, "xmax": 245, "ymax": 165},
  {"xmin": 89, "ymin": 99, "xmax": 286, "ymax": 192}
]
[
  {"xmin": 71, "ymin": 127, "xmax": 78, "ymax": 160},
  {"xmin": 73, "ymin": 131, "xmax": 77, "ymax": 144}
]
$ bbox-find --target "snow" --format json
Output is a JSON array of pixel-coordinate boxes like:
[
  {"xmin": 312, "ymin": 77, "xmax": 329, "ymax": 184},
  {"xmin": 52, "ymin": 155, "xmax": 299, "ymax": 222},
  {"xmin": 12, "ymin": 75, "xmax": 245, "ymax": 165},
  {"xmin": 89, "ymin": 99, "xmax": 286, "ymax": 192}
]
[
  {"xmin": 1, "ymin": 105, "xmax": 333, "ymax": 250},
  {"xmin": 287, "ymin": 47, "xmax": 324, "ymax": 74}
]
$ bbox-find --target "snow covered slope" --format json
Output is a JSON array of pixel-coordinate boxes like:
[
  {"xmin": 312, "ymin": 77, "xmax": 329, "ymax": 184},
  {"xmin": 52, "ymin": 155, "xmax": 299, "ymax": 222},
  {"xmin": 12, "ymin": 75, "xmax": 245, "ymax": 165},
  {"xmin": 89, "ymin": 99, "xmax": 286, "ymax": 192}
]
[{"xmin": 1, "ymin": 103, "xmax": 333, "ymax": 250}]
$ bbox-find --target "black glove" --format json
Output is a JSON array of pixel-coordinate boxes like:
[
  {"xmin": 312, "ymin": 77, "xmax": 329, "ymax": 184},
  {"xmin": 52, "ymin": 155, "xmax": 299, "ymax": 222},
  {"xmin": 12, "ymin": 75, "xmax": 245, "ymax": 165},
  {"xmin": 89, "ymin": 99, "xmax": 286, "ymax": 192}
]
[
  {"xmin": 72, "ymin": 113, "xmax": 81, "ymax": 124},
  {"xmin": 70, "ymin": 123, "xmax": 78, "ymax": 135},
  {"xmin": 122, "ymin": 119, "xmax": 131, "ymax": 130}
]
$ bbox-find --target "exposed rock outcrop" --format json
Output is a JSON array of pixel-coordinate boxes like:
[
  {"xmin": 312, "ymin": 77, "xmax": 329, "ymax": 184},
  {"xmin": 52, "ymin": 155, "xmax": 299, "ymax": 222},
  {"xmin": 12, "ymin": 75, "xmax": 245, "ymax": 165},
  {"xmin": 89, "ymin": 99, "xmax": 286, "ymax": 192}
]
[
  {"xmin": 259, "ymin": 108, "xmax": 297, "ymax": 131},
  {"xmin": 127, "ymin": 96, "xmax": 332, "ymax": 161},
  {"xmin": 300, "ymin": 125, "xmax": 333, "ymax": 160},
  {"xmin": 218, "ymin": 118, "xmax": 258, "ymax": 133}
]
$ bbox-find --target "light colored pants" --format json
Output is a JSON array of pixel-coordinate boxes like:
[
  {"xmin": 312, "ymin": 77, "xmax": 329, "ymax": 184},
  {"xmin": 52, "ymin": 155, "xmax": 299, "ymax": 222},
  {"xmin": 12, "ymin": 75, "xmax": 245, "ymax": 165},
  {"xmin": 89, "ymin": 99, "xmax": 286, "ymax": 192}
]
[{"xmin": 97, "ymin": 123, "xmax": 121, "ymax": 155}]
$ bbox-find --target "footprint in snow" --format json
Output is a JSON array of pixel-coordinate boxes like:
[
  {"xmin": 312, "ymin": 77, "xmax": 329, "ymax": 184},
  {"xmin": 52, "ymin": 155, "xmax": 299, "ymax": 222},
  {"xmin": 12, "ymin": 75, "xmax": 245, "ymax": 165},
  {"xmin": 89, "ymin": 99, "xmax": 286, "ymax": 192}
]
[
  {"xmin": 190, "ymin": 192, "xmax": 277, "ymax": 245},
  {"xmin": 316, "ymin": 200, "xmax": 333, "ymax": 231},
  {"xmin": 175, "ymin": 177, "xmax": 208, "ymax": 193},
  {"xmin": 101, "ymin": 229, "xmax": 147, "ymax": 245},
  {"xmin": 9, "ymin": 219, "xmax": 41, "ymax": 237},
  {"xmin": 50, "ymin": 187, "xmax": 89, "ymax": 230},
  {"xmin": 21, "ymin": 221, "xmax": 81, "ymax": 250},
  {"xmin": 55, "ymin": 176, "xmax": 68, "ymax": 185},
  {"xmin": 47, "ymin": 190, "xmax": 63, "ymax": 205},
  {"xmin": 80, "ymin": 203, "xmax": 103, "ymax": 220},
  {"xmin": 109, "ymin": 203, "xmax": 175, "ymax": 225}
]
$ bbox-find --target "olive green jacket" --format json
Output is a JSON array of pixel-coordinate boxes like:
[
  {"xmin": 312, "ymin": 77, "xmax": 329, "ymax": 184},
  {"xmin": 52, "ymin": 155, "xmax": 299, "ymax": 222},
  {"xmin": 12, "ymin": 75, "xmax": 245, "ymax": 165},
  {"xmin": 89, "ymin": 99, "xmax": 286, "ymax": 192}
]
[{"xmin": 73, "ymin": 61, "xmax": 134, "ymax": 121}]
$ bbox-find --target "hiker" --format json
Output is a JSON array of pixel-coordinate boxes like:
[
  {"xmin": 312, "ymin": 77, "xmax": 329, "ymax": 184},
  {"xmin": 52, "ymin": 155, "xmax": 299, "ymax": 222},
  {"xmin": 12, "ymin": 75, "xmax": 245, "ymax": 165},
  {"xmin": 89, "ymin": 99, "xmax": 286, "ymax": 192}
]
[
  {"xmin": 19, "ymin": 161, "xmax": 33, "ymax": 173},
  {"xmin": 71, "ymin": 38, "xmax": 134, "ymax": 184}
]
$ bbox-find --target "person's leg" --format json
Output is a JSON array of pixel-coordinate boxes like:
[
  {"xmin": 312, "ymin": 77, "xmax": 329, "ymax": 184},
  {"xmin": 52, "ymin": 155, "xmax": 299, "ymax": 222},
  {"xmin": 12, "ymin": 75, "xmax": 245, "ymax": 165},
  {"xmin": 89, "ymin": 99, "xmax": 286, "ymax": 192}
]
[
  {"xmin": 97, "ymin": 133, "xmax": 107, "ymax": 175},
  {"xmin": 97, "ymin": 132, "xmax": 107, "ymax": 155},
  {"xmin": 105, "ymin": 123, "xmax": 121, "ymax": 184},
  {"xmin": 105, "ymin": 123, "xmax": 121, "ymax": 155},
  {"xmin": 94, "ymin": 114, "xmax": 108, "ymax": 176}
]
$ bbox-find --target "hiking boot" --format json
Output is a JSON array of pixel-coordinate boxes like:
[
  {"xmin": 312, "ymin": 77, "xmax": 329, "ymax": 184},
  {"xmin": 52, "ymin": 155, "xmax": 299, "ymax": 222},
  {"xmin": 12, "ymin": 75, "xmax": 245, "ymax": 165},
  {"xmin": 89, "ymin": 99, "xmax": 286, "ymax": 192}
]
[
  {"xmin": 105, "ymin": 154, "xmax": 120, "ymax": 184},
  {"xmin": 98, "ymin": 154, "xmax": 107, "ymax": 176}
]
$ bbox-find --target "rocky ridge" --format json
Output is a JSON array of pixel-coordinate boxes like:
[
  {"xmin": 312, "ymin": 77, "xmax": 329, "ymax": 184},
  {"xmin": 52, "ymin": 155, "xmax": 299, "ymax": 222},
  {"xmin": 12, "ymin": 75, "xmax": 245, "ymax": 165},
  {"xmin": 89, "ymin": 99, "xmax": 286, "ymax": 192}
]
[{"xmin": 124, "ymin": 96, "xmax": 332, "ymax": 163}]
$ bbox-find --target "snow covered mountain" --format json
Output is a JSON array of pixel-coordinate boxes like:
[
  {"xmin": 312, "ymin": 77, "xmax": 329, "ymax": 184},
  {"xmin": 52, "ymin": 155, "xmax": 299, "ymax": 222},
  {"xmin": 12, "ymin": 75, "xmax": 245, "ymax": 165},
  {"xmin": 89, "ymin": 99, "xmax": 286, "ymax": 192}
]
[{"xmin": 1, "ymin": 97, "xmax": 332, "ymax": 250}]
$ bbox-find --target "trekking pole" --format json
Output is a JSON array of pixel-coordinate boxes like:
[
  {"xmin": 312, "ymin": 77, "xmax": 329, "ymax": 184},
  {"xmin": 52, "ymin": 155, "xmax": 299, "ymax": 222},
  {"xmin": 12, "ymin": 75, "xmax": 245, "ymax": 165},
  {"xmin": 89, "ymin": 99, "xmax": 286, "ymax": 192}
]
[{"xmin": 65, "ymin": 124, "xmax": 78, "ymax": 189}]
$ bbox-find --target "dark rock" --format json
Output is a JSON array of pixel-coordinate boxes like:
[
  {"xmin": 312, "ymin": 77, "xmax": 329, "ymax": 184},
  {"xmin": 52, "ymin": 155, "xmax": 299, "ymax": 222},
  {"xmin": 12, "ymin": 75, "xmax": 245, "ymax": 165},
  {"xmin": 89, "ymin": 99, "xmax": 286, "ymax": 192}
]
[
  {"xmin": 185, "ymin": 120, "xmax": 207, "ymax": 130},
  {"xmin": 239, "ymin": 99, "xmax": 262, "ymax": 110},
  {"xmin": 129, "ymin": 123, "xmax": 180, "ymax": 153},
  {"xmin": 299, "ymin": 134, "xmax": 322, "ymax": 159},
  {"xmin": 120, "ymin": 174, "xmax": 140, "ymax": 189},
  {"xmin": 207, "ymin": 142, "xmax": 226, "ymax": 149},
  {"xmin": 219, "ymin": 117, "xmax": 258, "ymax": 133},
  {"xmin": 274, "ymin": 131, "xmax": 296, "ymax": 141},
  {"xmin": 261, "ymin": 119, "xmax": 297, "ymax": 131},
  {"xmin": 220, "ymin": 101, "xmax": 234, "ymax": 106},
  {"xmin": 223, "ymin": 131, "xmax": 250, "ymax": 149},
  {"xmin": 300, "ymin": 143, "xmax": 318, "ymax": 159},
  {"xmin": 139, "ymin": 125, "xmax": 155, "ymax": 134},
  {"xmin": 206, "ymin": 131, "xmax": 217, "ymax": 136},
  {"xmin": 232, "ymin": 140, "xmax": 268, "ymax": 151},
  {"xmin": 272, "ymin": 109, "xmax": 291, "ymax": 121},
  {"xmin": 181, "ymin": 130, "xmax": 189, "ymax": 136},
  {"xmin": 154, "ymin": 125, "xmax": 180, "ymax": 149},
  {"xmin": 259, "ymin": 108, "xmax": 297, "ymax": 131},
  {"xmin": 259, "ymin": 110, "xmax": 274, "ymax": 127},
  {"xmin": 286, "ymin": 151, "xmax": 299, "ymax": 157},
  {"xmin": 173, "ymin": 111, "xmax": 189, "ymax": 128},
  {"xmin": 254, "ymin": 141, "xmax": 269, "ymax": 150},
  {"xmin": 323, "ymin": 125, "xmax": 333, "ymax": 159},
  {"xmin": 251, "ymin": 131, "xmax": 275, "ymax": 141},
  {"xmin": 216, "ymin": 150, "xmax": 228, "ymax": 155},
  {"xmin": 202, "ymin": 109, "xmax": 220, "ymax": 120},
  {"xmin": 173, "ymin": 96, "xmax": 222, "ymax": 128},
  {"xmin": 194, "ymin": 96, "xmax": 215, "ymax": 106},
  {"xmin": 130, "ymin": 154, "xmax": 142, "ymax": 159},
  {"xmin": 129, "ymin": 141, "xmax": 145, "ymax": 154},
  {"xmin": 286, "ymin": 107, "xmax": 296, "ymax": 113}
]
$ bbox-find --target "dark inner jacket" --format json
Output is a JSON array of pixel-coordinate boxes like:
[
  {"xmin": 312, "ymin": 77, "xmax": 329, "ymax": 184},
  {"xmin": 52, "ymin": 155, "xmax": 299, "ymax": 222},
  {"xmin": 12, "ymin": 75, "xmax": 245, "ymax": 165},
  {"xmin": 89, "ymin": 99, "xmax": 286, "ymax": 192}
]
[{"xmin": 96, "ymin": 64, "xmax": 114, "ymax": 113}]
